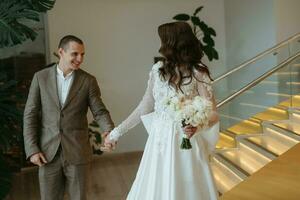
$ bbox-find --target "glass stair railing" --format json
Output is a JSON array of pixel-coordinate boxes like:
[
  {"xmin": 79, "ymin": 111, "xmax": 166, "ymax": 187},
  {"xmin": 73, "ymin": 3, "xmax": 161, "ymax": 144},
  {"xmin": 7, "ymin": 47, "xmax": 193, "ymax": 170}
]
[{"xmin": 210, "ymin": 33, "xmax": 300, "ymax": 196}]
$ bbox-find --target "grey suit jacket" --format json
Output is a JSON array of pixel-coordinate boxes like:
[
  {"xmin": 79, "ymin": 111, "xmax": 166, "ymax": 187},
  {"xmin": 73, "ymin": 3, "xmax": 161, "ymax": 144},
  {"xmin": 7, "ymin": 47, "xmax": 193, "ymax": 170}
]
[{"xmin": 23, "ymin": 64, "xmax": 114, "ymax": 164}]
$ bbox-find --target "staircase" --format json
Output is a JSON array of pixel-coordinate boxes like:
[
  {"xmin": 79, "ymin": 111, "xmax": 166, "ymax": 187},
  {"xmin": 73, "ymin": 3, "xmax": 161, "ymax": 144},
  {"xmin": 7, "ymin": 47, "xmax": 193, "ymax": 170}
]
[{"xmin": 211, "ymin": 33, "xmax": 300, "ymax": 195}]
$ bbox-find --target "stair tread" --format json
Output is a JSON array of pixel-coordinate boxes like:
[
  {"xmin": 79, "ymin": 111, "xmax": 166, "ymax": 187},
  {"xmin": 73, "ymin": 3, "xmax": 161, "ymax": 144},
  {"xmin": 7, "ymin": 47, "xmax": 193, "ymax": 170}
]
[
  {"xmin": 214, "ymin": 94, "xmax": 300, "ymax": 194},
  {"xmin": 220, "ymin": 143, "xmax": 300, "ymax": 200},
  {"xmin": 220, "ymin": 145, "xmax": 270, "ymax": 174},
  {"xmin": 216, "ymin": 132, "xmax": 236, "ymax": 149},
  {"xmin": 279, "ymin": 95, "xmax": 300, "ymax": 107},
  {"xmin": 247, "ymin": 133, "xmax": 294, "ymax": 156},
  {"xmin": 211, "ymin": 160, "xmax": 243, "ymax": 194},
  {"xmin": 273, "ymin": 121, "xmax": 300, "ymax": 135},
  {"xmin": 228, "ymin": 120, "xmax": 262, "ymax": 135},
  {"xmin": 253, "ymin": 107, "xmax": 288, "ymax": 121}
]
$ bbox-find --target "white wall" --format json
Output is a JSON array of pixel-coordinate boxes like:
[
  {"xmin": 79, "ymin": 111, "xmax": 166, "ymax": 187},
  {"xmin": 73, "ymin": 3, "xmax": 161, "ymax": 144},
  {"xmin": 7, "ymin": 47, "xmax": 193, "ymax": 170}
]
[
  {"xmin": 275, "ymin": 0, "xmax": 300, "ymax": 43},
  {"xmin": 221, "ymin": 0, "xmax": 277, "ymax": 127},
  {"xmin": 222, "ymin": 0, "xmax": 300, "ymax": 80},
  {"xmin": 47, "ymin": 0, "xmax": 227, "ymax": 152},
  {"xmin": 220, "ymin": 0, "xmax": 300, "ymax": 128},
  {"xmin": 224, "ymin": 0, "xmax": 276, "ymax": 68}
]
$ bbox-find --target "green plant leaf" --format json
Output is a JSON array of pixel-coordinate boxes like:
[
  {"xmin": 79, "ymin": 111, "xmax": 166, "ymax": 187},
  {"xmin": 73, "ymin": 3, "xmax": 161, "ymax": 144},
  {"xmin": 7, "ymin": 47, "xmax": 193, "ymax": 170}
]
[
  {"xmin": 203, "ymin": 35, "xmax": 215, "ymax": 46},
  {"xmin": 191, "ymin": 16, "xmax": 201, "ymax": 26},
  {"xmin": 94, "ymin": 133, "xmax": 102, "ymax": 143},
  {"xmin": 202, "ymin": 45, "xmax": 214, "ymax": 61},
  {"xmin": 0, "ymin": 21, "xmax": 24, "ymax": 47},
  {"xmin": 27, "ymin": 0, "xmax": 56, "ymax": 12},
  {"xmin": 0, "ymin": 0, "xmax": 40, "ymax": 47},
  {"xmin": 172, "ymin": 5, "xmax": 219, "ymax": 61},
  {"xmin": 193, "ymin": 6, "xmax": 203, "ymax": 16},
  {"xmin": 198, "ymin": 21, "xmax": 208, "ymax": 32},
  {"xmin": 212, "ymin": 47, "xmax": 219, "ymax": 59},
  {"xmin": 207, "ymin": 27, "xmax": 217, "ymax": 37},
  {"xmin": 173, "ymin": 14, "xmax": 190, "ymax": 21},
  {"xmin": 0, "ymin": 0, "xmax": 55, "ymax": 48}
]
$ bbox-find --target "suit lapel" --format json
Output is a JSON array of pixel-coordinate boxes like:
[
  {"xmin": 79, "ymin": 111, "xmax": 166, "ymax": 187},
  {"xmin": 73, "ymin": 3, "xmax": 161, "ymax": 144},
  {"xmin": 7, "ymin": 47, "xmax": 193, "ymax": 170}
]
[
  {"xmin": 47, "ymin": 65, "xmax": 61, "ymax": 109},
  {"xmin": 62, "ymin": 69, "xmax": 85, "ymax": 110}
]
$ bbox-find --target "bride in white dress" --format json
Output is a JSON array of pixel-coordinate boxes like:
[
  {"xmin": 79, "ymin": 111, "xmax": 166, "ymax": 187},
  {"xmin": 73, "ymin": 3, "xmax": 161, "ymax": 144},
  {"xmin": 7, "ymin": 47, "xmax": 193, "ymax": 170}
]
[{"xmin": 106, "ymin": 22, "xmax": 220, "ymax": 200}]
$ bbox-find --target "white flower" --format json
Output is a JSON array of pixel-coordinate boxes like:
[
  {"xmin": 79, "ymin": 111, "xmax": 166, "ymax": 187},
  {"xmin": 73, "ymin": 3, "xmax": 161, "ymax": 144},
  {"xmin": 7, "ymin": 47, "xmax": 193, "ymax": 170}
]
[{"xmin": 165, "ymin": 94, "xmax": 212, "ymax": 128}]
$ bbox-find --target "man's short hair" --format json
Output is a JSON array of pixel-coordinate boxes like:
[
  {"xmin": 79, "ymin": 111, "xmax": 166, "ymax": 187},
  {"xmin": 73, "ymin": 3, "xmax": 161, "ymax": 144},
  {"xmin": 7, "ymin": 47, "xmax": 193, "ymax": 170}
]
[{"xmin": 58, "ymin": 35, "xmax": 83, "ymax": 50}]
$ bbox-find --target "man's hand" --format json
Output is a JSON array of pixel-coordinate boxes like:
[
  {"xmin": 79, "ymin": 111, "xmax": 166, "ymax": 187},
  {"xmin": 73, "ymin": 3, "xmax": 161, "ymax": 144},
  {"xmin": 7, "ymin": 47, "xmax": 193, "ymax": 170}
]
[
  {"xmin": 101, "ymin": 131, "xmax": 117, "ymax": 152},
  {"xmin": 183, "ymin": 125, "xmax": 197, "ymax": 138},
  {"xmin": 30, "ymin": 152, "xmax": 47, "ymax": 167}
]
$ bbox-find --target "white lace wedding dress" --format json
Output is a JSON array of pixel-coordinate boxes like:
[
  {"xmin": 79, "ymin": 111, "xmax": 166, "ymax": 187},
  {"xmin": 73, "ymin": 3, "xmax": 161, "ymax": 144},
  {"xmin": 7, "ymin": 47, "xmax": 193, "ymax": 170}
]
[{"xmin": 109, "ymin": 61, "xmax": 220, "ymax": 200}]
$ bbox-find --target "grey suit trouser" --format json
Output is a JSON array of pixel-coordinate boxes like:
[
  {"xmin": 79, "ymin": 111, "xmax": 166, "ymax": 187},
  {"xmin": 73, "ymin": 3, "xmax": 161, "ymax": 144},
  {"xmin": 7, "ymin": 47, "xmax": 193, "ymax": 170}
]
[{"xmin": 38, "ymin": 147, "xmax": 90, "ymax": 200}]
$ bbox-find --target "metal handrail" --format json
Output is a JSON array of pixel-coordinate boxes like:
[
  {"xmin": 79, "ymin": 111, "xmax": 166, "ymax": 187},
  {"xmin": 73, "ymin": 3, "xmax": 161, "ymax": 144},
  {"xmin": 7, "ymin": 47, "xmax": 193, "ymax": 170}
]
[
  {"xmin": 216, "ymin": 52, "xmax": 300, "ymax": 108},
  {"xmin": 213, "ymin": 32, "xmax": 300, "ymax": 83}
]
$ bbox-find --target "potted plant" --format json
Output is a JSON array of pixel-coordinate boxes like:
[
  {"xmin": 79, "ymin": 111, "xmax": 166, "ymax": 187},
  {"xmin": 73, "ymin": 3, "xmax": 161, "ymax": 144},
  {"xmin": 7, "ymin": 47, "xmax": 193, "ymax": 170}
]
[
  {"xmin": 88, "ymin": 120, "xmax": 104, "ymax": 155},
  {"xmin": 173, "ymin": 6, "xmax": 219, "ymax": 61},
  {"xmin": 0, "ymin": 73, "xmax": 23, "ymax": 199},
  {"xmin": 0, "ymin": 0, "xmax": 56, "ymax": 198}
]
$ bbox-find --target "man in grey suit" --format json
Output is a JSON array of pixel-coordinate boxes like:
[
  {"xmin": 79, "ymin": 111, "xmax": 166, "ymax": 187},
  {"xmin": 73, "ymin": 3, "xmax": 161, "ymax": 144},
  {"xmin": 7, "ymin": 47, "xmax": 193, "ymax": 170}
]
[{"xmin": 23, "ymin": 35, "xmax": 114, "ymax": 200}]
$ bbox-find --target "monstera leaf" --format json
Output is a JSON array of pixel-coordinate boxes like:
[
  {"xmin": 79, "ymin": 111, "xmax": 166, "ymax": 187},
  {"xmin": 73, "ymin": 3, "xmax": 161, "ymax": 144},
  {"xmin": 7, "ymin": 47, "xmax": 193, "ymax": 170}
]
[
  {"xmin": 28, "ymin": 0, "xmax": 56, "ymax": 12},
  {"xmin": 0, "ymin": 0, "xmax": 56, "ymax": 48}
]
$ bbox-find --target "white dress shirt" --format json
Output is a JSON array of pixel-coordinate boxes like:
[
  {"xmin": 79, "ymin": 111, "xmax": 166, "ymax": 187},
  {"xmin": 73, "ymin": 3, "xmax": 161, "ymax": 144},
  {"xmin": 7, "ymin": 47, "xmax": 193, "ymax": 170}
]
[{"xmin": 56, "ymin": 66, "xmax": 74, "ymax": 106}]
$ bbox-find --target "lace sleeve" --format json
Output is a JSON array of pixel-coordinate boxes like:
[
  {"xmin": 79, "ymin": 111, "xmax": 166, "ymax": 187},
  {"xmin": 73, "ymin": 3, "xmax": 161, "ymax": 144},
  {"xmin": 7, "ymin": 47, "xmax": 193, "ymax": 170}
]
[
  {"xmin": 195, "ymin": 71, "xmax": 219, "ymax": 127},
  {"xmin": 109, "ymin": 69, "xmax": 155, "ymax": 141}
]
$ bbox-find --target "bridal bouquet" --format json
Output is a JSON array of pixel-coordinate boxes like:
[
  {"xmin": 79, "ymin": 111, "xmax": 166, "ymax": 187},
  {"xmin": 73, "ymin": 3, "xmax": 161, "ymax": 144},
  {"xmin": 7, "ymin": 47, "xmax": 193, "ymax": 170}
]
[{"xmin": 164, "ymin": 95, "xmax": 213, "ymax": 149}]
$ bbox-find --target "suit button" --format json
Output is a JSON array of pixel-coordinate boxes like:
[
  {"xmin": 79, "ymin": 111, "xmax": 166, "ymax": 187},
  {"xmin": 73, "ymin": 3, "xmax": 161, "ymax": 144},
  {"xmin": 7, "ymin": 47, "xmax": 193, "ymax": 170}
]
[
  {"xmin": 61, "ymin": 113, "xmax": 64, "ymax": 118},
  {"xmin": 60, "ymin": 129, "xmax": 63, "ymax": 133}
]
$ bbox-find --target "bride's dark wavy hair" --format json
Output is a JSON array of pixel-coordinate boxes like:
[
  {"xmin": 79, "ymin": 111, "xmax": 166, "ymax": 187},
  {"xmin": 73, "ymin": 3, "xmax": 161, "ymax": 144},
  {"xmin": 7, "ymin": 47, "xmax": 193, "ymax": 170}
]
[{"xmin": 158, "ymin": 21, "xmax": 212, "ymax": 92}]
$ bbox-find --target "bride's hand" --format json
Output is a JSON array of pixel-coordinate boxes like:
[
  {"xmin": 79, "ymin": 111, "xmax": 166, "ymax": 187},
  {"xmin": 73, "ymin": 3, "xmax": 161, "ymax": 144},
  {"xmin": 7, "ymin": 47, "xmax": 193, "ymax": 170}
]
[
  {"xmin": 101, "ymin": 132, "xmax": 117, "ymax": 152},
  {"xmin": 183, "ymin": 125, "xmax": 197, "ymax": 138}
]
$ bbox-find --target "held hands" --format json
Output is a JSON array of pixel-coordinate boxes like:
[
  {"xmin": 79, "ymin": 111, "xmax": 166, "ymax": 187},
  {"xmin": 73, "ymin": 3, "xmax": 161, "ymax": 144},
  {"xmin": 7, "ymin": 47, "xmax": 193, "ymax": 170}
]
[
  {"xmin": 30, "ymin": 152, "xmax": 47, "ymax": 167},
  {"xmin": 100, "ymin": 131, "xmax": 117, "ymax": 152},
  {"xmin": 183, "ymin": 125, "xmax": 198, "ymax": 138},
  {"xmin": 101, "ymin": 126, "xmax": 197, "ymax": 151}
]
